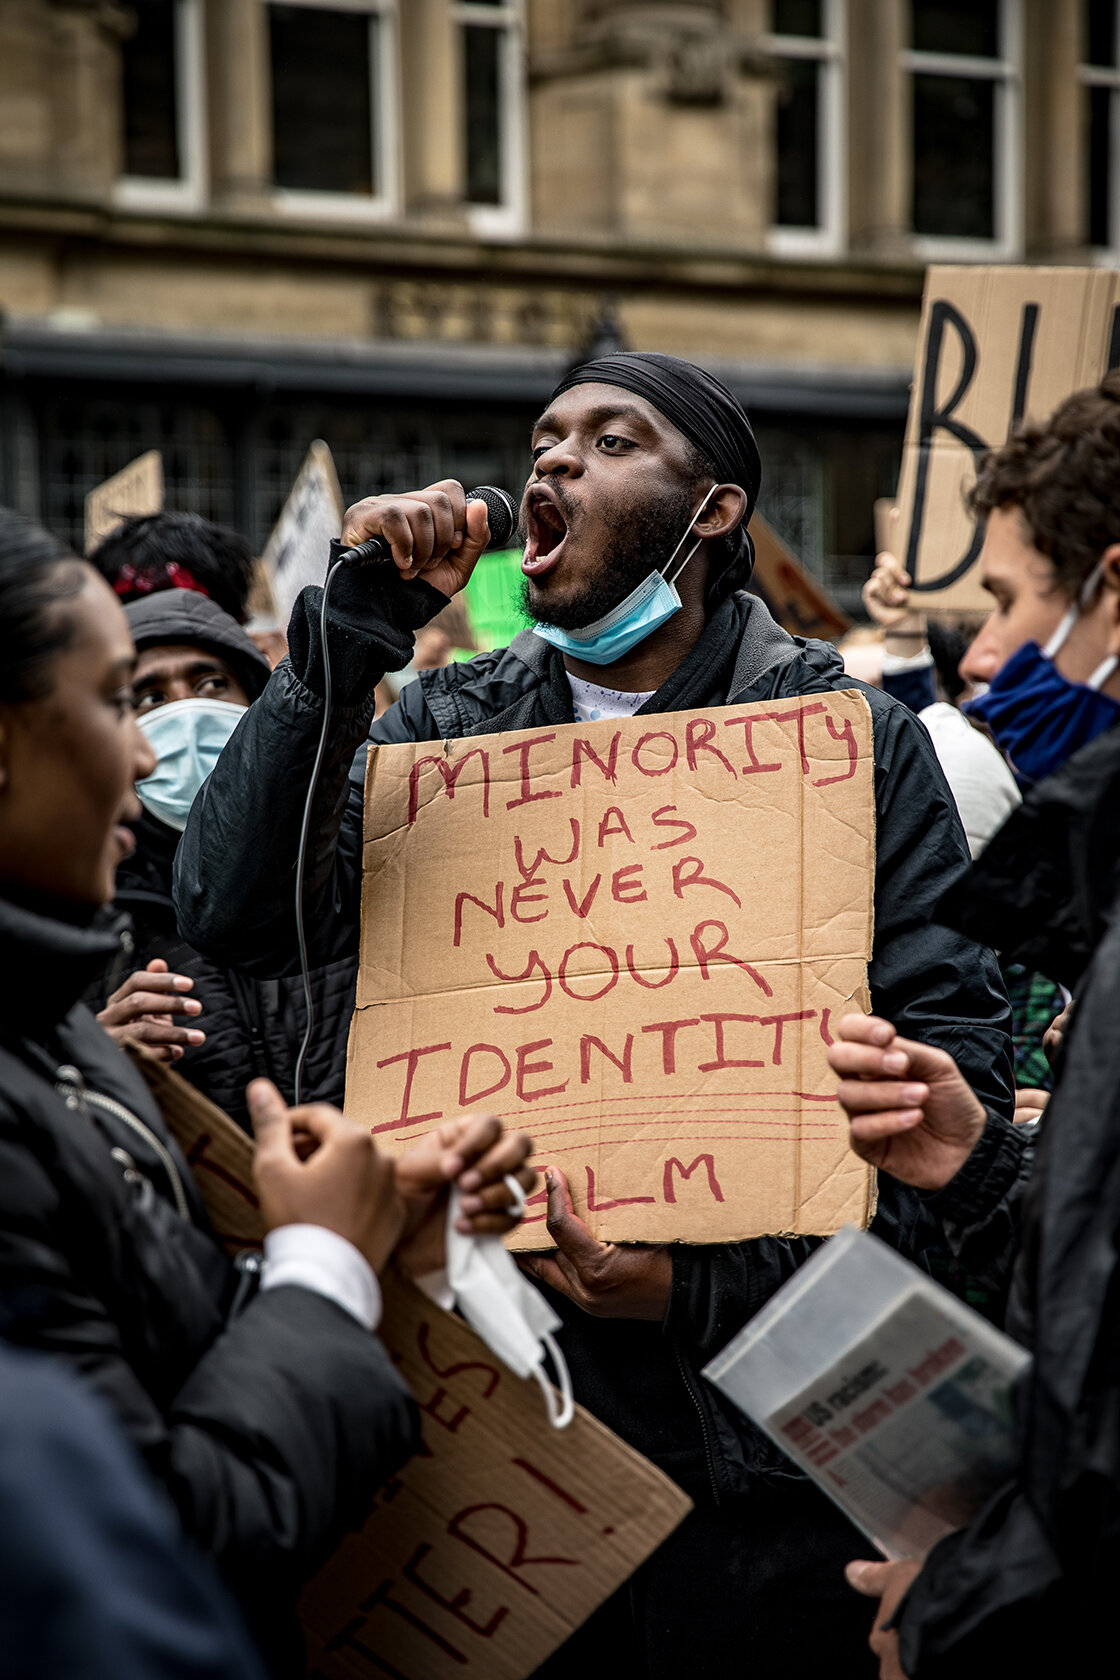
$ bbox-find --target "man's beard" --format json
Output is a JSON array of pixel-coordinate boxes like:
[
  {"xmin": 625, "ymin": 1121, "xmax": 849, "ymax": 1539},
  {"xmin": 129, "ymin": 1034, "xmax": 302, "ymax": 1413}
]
[{"xmin": 520, "ymin": 481, "xmax": 697, "ymax": 631}]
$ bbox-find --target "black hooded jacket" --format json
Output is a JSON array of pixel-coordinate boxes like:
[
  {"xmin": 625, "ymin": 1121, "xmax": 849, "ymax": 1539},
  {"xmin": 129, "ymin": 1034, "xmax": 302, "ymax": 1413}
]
[
  {"xmin": 89, "ymin": 590, "xmax": 357, "ymax": 1128},
  {"xmin": 0, "ymin": 895, "xmax": 418, "ymax": 1673},
  {"xmin": 888, "ymin": 722, "xmax": 1120, "ymax": 1676},
  {"xmin": 175, "ymin": 573, "xmax": 1014, "ymax": 1502}
]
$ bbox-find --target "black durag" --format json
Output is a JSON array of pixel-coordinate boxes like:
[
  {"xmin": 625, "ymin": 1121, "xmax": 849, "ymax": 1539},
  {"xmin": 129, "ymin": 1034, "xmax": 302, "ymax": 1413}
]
[{"xmin": 549, "ymin": 350, "xmax": 763, "ymax": 601}]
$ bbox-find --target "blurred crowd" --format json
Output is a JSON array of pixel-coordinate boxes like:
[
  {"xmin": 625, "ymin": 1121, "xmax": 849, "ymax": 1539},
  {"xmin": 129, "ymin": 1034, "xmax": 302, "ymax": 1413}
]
[{"xmin": 1, "ymin": 349, "xmax": 1119, "ymax": 1680}]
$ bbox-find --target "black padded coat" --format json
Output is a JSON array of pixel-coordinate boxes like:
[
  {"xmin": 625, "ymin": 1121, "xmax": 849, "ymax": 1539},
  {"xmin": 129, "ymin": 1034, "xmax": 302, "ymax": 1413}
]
[{"xmin": 0, "ymin": 894, "xmax": 418, "ymax": 1676}]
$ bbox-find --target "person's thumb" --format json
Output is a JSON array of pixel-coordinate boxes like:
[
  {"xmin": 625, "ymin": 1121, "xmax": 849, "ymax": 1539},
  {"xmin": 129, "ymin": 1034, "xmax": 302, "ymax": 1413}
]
[
  {"xmin": 146, "ymin": 958, "xmax": 169, "ymax": 973},
  {"xmin": 845, "ymin": 1560, "xmax": 892, "ymax": 1597},
  {"xmin": 455, "ymin": 497, "xmax": 492, "ymax": 569},
  {"xmin": 247, "ymin": 1079, "xmax": 291, "ymax": 1154}
]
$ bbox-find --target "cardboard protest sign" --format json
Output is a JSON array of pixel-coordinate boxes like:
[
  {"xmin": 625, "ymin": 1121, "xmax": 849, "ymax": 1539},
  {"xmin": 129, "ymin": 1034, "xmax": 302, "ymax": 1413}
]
[
  {"xmin": 129, "ymin": 1050, "xmax": 693, "ymax": 1680},
  {"xmin": 346, "ymin": 696, "xmax": 877, "ymax": 1249},
  {"xmin": 258, "ymin": 439, "xmax": 344, "ymax": 630},
  {"xmin": 896, "ymin": 266, "xmax": 1120, "ymax": 612},
  {"xmin": 84, "ymin": 450, "xmax": 164, "ymax": 553},
  {"xmin": 747, "ymin": 512, "xmax": 850, "ymax": 642}
]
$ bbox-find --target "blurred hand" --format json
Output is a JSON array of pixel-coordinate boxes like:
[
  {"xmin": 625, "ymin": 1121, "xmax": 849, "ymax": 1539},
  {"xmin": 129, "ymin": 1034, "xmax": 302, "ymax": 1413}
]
[
  {"xmin": 1013, "ymin": 1087, "xmax": 1049, "ymax": 1124},
  {"xmin": 98, "ymin": 958, "xmax": 205, "ymax": 1063},
  {"xmin": 846, "ymin": 1558, "xmax": 921, "ymax": 1680},
  {"xmin": 393, "ymin": 1113, "xmax": 536, "ymax": 1278},
  {"xmin": 248, "ymin": 1080, "xmax": 404, "ymax": 1275},
  {"xmin": 341, "ymin": 479, "xmax": 491, "ymax": 598},
  {"xmin": 1044, "ymin": 1001, "xmax": 1072, "ymax": 1068},
  {"xmin": 827, "ymin": 1014, "xmax": 988, "ymax": 1191},
  {"xmin": 518, "ymin": 1168, "xmax": 672, "ymax": 1321},
  {"xmin": 863, "ymin": 553, "xmax": 927, "ymax": 645}
]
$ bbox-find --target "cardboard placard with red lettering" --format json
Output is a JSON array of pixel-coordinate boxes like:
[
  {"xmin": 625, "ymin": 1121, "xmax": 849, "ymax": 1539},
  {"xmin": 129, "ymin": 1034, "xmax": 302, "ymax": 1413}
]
[
  {"xmin": 128, "ymin": 1050, "xmax": 693, "ymax": 1680},
  {"xmin": 747, "ymin": 512, "xmax": 851, "ymax": 642},
  {"xmin": 896, "ymin": 265, "xmax": 1120, "ymax": 613},
  {"xmin": 346, "ymin": 696, "xmax": 877, "ymax": 1249}
]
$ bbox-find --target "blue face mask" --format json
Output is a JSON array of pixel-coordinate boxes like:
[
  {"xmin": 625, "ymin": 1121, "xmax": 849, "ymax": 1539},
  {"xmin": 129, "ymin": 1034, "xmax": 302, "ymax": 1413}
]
[
  {"xmin": 136, "ymin": 698, "xmax": 245, "ymax": 831},
  {"xmin": 963, "ymin": 571, "xmax": 1120, "ymax": 789},
  {"xmin": 531, "ymin": 486, "xmax": 719, "ymax": 667}
]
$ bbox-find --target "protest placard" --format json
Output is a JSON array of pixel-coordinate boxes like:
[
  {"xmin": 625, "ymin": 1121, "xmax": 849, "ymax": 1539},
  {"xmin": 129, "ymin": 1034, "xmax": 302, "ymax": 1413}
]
[
  {"xmin": 129, "ymin": 1050, "xmax": 694, "ymax": 1680},
  {"xmin": 257, "ymin": 439, "xmax": 344, "ymax": 629},
  {"xmin": 895, "ymin": 266, "xmax": 1120, "ymax": 613},
  {"xmin": 346, "ymin": 696, "xmax": 877, "ymax": 1249},
  {"xmin": 747, "ymin": 512, "xmax": 850, "ymax": 642},
  {"xmin": 84, "ymin": 450, "xmax": 164, "ymax": 553}
]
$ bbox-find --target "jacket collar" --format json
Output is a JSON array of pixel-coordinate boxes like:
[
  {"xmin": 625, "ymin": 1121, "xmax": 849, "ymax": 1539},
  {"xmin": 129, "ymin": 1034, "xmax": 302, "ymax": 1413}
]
[{"xmin": 0, "ymin": 896, "xmax": 132, "ymax": 1038}]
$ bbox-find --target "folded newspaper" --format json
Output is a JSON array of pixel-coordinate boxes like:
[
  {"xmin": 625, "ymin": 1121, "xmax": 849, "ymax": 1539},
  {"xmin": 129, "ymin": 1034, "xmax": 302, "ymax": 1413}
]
[{"xmin": 702, "ymin": 1227, "xmax": 1030, "ymax": 1560}]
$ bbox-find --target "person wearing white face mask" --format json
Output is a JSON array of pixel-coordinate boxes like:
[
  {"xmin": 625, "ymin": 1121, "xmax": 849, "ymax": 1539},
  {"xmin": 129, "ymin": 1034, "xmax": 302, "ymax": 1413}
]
[{"xmin": 88, "ymin": 588, "xmax": 359, "ymax": 1132}]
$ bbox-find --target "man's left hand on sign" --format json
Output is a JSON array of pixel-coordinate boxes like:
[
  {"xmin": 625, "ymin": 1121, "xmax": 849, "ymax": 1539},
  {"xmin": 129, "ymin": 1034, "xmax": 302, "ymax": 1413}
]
[
  {"xmin": 392, "ymin": 1113, "xmax": 537, "ymax": 1279},
  {"xmin": 97, "ymin": 957, "xmax": 205, "ymax": 1062},
  {"xmin": 518, "ymin": 1167, "xmax": 673, "ymax": 1320},
  {"xmin": 845, "ymin": 1558, "xmax": 921, "ymax": 1680},
  {"xmin": 341, "ymin": 480, "xmax": 492, "ymax": 598}
]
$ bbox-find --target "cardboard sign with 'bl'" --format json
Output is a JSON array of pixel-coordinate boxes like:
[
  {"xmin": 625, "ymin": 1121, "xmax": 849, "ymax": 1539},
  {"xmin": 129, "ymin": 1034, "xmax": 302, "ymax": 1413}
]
[
  {"xmin": 896, "ymin": 266, "xmax": 1120, "ymax": 613},
  {"xmin": 346, "ymin": 696, "xmax": 877, "ymax": 1249}
]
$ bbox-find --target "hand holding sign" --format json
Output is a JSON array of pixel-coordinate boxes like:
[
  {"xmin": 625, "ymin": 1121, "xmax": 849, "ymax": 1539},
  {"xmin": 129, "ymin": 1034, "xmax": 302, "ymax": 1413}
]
[
  {"xmin": 342, "ymin": 479, "xmax": 493, "ymax": 594},
  {"xmin": 519, "ymin": 1168, "xmax": 673, "ymax": 1321}
]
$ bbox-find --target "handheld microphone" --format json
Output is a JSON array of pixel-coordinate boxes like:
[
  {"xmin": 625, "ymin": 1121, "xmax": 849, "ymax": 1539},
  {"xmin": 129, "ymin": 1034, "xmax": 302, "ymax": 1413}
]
[{"xmin": 336, "ymin": 485, "xmax": 518, "ymax": 567}]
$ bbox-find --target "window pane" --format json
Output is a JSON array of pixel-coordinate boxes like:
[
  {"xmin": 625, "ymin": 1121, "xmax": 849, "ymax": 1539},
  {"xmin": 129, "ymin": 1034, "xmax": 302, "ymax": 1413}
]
[
  {"xmin": 773, "ymin": 0, "xmax": 823, "ymax": 36},
  {"xmin": 1086, "ymin": 0, "xmax": 1118, "ymax": 68},
  {"xmin": 911, "ymin": 0, "xmax": 999, "ymax": 58},
  {"xmin": 122, "ymin": 0, "xmax": 180, "ymax": 179},
  {"xmin": 913, "ymin": 73, "xmax": 995, "ymax": 237},
  {"xmin": 269, "ymin": 6, "xmax": 375, "ymax": 194},
  {"xmin": 775, "ymin": 58, "xmax": 819, "ymax": 226},
  {"xmin": 1087, "ymin": 85, "xmax": 1114, "ymax": 245},
  {"xmin": 464, "ymin": 24, "xmax": 502, "ymax": 204}
]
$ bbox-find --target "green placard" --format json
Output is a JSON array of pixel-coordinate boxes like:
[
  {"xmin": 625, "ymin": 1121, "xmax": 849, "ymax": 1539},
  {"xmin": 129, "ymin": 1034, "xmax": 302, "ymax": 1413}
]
[{"xmin": 462, "ymin": 548, "xmax": 530, "ymax": 652}]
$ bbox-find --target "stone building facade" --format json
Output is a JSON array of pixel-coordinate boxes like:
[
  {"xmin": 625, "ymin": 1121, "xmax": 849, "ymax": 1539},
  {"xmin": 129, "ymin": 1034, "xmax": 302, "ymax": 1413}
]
[{"xmin": 0, "ymin": 1, "xmax": 1107, "ymax": 605}]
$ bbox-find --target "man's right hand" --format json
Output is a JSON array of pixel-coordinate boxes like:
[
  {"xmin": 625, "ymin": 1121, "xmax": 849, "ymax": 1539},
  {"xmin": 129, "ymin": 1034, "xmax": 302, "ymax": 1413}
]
[
  {"xmin": 248, "ymin": 1080, "xmax": 405, "ymax": 1275},
  {"xmin": 827, "ymin": 1014, "xmax": 988, "ymax": 1190},
  {"xmin": 341, "ymin": 480, "xmax": 493, "ymax": 599},
  {"xmin": 98, "ymin": 958, "xmax": 205, "ymax": 1063}
]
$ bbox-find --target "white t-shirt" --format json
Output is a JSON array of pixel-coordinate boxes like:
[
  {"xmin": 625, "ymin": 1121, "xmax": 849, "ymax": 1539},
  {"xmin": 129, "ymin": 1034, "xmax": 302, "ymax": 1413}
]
[
  {"xmin": 567, "ymin": 674, "xmax": 655, "ymax": 723},
  {"xmin": 918, "ymin": 701, "xmax": 1020, "ymax": 859}
]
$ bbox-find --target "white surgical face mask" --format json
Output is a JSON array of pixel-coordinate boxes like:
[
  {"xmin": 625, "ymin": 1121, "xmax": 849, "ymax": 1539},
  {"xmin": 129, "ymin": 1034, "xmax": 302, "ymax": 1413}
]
[
  {"xmin": 136, "ymin": 698, "xmax": 245, "ymax": 832},
  {"xmin": 445, "ymin": 1189, "xmax": 574, "ymax": 1428},
  {"xmin": 531, "ymin": 485, "xmax": 721, "ymax": 667}
]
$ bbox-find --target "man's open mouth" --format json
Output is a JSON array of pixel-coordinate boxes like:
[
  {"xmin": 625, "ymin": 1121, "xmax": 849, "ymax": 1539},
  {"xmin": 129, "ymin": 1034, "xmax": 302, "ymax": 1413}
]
[{"xmin": 522, "ymin": 488, "xmax": 569, "ymax": 577}]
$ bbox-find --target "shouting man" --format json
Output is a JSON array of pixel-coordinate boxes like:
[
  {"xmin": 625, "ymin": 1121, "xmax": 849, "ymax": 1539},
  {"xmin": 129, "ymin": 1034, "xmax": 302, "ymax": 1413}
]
[{"xmin": 176, "ymin": 353, "xmax": 1012, "ymax": 1678}]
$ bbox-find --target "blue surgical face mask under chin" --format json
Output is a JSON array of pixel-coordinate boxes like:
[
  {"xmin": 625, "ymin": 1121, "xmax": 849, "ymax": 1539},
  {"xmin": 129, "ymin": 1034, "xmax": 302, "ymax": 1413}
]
[
  {"xmin": 136, "ymin": 698, "xmax": 245, "ymax": 831},
  {"xmin": 531, "ymin": 485, "xmax": 719, "ymax": 667},
  {"xmin": 963, "ymin": 567, "xmax": 1120, "ymax": 789}
]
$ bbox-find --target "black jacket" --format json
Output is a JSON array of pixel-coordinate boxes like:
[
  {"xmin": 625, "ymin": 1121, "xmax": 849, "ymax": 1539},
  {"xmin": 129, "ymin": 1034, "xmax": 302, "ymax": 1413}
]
[
  {"xmin": 0, "ymin": 894, "xmax": 418, "ymax": 1673},
  {"xmin": 176, "ymin": 574, "xmax": 1013, "ymax": 1502},
  {"xmin": 893, "ymin": 721, "xmax": 1120, "ymax": 1676},
  {"xmin": 90, "ymin": 810, "xmax": 355, "ymax": 1130}
]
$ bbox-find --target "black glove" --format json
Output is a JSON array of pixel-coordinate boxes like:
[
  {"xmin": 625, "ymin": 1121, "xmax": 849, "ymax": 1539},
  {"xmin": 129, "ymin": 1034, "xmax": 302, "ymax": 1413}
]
[{"xmin": 286, "ymin": 564, "xmax": 450, "ymax": 706}]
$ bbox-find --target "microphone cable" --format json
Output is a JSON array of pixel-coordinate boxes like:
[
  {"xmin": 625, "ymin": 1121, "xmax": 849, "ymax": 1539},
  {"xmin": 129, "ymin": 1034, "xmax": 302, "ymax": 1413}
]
[{"xmin": 291, "ymin": 487, "xmax": 516, "ymax": 1104}]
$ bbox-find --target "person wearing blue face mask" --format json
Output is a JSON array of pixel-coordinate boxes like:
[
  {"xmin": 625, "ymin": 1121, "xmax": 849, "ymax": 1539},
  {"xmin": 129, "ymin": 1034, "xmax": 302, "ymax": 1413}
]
[
  {"xmin": 175, "ymin": 352, "xmax": 1017, "ymax": 1680},
  {"xmin": 88, "ymin": 588, "xmax": 359, "ymax": 1132}
]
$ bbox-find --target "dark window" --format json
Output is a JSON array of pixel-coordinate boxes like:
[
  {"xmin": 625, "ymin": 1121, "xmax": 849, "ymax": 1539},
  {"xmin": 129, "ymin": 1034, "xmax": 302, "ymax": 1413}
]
[
  {"xmin": 464, "ymin": 24, "xmax": 502, "ymax": 204},
  {"xmin": 1086, "ymin": 0, "xmax": 1117, "ymax": 69},
  {"xmin": 912, "ymin": 73, "xmax": 995, "ymax": 238},
  {"xmin": 269, "ymin": 6, "xmax": 376, "ymax": 194},
  {"xmin": 773, "ymin": 0, "xmax": 823, "ymax": 35},
  {"xmin": 1086, "ymin": 84, "xmax": 1114, "ymax": 246},
  {"xmin": 911, "ymin": 0, "xmax": 999, "ymax": 58},
  {"xmin": 775, "ymin": 59, "xmax": 820, "ymax": 226},
  {"xmin": 122, "ymin": 0, "xmax": 180, "ymax": 179}
]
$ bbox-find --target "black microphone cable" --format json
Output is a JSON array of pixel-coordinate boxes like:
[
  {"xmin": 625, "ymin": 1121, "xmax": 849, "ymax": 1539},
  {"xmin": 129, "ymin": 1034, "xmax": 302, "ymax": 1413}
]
[{"xmin": 291, "ymin": 487, "xmax": 516, "ymax": 1104}]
